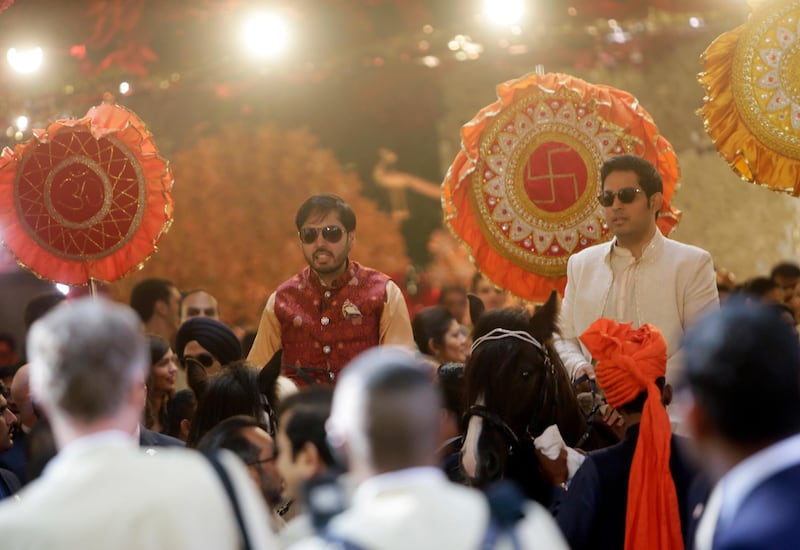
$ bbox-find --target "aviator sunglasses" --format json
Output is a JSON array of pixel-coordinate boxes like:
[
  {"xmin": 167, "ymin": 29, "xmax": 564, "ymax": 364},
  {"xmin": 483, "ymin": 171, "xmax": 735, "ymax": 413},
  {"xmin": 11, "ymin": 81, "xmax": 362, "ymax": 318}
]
[
  {"xmin": 596, "ymin": 187, "xmax": 644, "ymax": 207},
  {"xmin": 182, "ymin": 352, "xmax": 215, "ymax": 369},
  {"xmin": 299, "ymin": 225, "xmax": 346, "ymax": 245}
]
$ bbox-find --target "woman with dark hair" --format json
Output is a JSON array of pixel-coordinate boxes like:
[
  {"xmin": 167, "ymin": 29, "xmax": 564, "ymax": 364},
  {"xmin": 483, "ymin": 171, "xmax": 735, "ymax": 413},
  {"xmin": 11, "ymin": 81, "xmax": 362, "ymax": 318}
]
[
  {"xmin": 412, "ymin": 306, "xmax": 468, "ymax": 365},
  {"xmin": 145, "ymin": 334, "xmax": 178, "ymax": 433},
  {"xmin": 436, "ymin": 362, "xmax": 467, "ymax": 483},
  {"xmin": 187, "ymin": 361, "xmax": 273, "ymax": 448}
]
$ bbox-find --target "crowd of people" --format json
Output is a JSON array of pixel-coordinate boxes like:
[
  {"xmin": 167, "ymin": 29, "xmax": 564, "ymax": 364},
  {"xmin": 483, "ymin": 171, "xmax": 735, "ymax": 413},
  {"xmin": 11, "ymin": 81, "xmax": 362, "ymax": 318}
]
[{"xmin": 0, "ymin": 159, "xmax": 798, "ymax": 549}]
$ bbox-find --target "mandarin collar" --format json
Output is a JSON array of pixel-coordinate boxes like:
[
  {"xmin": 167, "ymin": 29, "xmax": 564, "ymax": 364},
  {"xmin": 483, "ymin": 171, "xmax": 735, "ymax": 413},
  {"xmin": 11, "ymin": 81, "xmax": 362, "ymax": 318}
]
[{"xmin": 308, "ymin": 259, "xmax": 355, "ymax": 290}]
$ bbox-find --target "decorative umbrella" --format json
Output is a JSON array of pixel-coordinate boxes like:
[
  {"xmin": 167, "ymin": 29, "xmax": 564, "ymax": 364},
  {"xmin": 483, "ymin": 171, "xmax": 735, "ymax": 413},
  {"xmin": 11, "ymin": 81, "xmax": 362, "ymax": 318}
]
[
  {"xmin": 0, "ymin": 100, "xmax": 173, "ymax": 287},
  {"xmin": 442, "ymin": 72, "xmax": 680, "ymax": 303},
  {"xmin": 700, "ymin": 0, "xmax": 800, "ymax": 194}
]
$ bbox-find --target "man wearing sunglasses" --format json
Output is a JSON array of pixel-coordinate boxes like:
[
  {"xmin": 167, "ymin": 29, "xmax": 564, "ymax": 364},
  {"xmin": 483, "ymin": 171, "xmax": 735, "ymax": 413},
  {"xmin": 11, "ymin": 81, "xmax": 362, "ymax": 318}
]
[
  {"xmin": 247, "ymin": 193, "xmax": 414, "ymax": 386},
  {"xmin": 555, "ymin": 154, "xmax": 718, "ymax": 390},
  {"xmin": 175, "ymin": 316, "xmax": 243, "ymax": 381}
]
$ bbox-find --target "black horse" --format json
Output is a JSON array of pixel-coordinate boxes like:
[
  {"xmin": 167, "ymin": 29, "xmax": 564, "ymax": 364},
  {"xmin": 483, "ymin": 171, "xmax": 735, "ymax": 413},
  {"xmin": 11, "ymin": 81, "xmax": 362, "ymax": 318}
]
[{"xmin": 461, "ymin": 291, "xmax": 618, "ymax": 505}]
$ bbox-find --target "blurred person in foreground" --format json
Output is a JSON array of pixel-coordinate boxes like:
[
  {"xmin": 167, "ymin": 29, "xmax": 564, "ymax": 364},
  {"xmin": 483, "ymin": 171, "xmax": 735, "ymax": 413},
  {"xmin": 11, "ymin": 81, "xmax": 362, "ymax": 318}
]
[
  {"xmin": 0, "ymin": 298, "xmax": 275, "ymax": 549},
  {"xmin": 682, "ymin": 301, "xmax": 800, "ymax": 550},
  {"xmin": 292, "ymin": 347, "xmax": 568, "ymax": 550}
]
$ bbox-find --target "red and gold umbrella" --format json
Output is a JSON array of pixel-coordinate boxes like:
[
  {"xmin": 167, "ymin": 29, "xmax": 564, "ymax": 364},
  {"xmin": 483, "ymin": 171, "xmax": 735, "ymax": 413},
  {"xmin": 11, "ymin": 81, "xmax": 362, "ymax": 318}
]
[
  {"xmin": 442, "ymin": 72, "xmax": 680, "ymax": 303},
  {"xmin": 0, "ymin": 101, "xmax": 173, "ymax": 285},
  {"xmin": 700, "ymin": 0, "xmax": 800, "ymax": 194}
]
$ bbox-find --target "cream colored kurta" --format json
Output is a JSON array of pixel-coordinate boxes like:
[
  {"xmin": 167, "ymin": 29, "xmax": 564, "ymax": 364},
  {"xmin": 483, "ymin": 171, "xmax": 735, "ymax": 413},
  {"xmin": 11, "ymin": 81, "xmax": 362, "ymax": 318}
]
[
  {"xmin": 289, "ymin": 467, "xmax": 569, "ymax": 550},
  {"xmin": 0, "ymin": 432, "xmax": 276, "ymax": 550},
  {"xmin": 555, "ymin": 230, "xmax": 719, "ymax": 385}
]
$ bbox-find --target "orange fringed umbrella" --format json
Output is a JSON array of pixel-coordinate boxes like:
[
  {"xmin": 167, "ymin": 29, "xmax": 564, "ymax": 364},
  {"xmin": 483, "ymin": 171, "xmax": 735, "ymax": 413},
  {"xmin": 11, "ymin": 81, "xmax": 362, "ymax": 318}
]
[
  {"xmin": 0, "ymin": 101, "xmax": 173, "ymax": 285},
  {"xmin": 442, "ymin": 72, "xmax": 680, "ymax": 303},
  {"xmin": 700, "ymin": 0, "xmax": 800, "ymax": 193}
]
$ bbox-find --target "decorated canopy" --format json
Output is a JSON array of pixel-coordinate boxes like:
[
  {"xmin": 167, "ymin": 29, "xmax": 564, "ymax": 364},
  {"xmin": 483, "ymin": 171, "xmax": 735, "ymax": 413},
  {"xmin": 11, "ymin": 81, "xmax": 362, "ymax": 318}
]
[
  {"xmin": 442, "ymin": 72, "xmax": 680, "ymax": 303},
  {"xmin": 700, "ymin": 0, "xmax": 800, "ymax": 193},
  {"xmin": 0, "ymin": 101, "xmax": 173, "ymax": 285}
]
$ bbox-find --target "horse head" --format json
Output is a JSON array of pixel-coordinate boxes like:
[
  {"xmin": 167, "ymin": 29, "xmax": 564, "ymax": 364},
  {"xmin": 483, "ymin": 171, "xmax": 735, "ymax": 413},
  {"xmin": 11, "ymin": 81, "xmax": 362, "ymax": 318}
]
[
  {"xmin": 187, "ymin": 350, "xmax": 283, "ymax": 437},
  {"xmin": 461, "ymin": 291, "xmax": 586, "ymax": 502}
]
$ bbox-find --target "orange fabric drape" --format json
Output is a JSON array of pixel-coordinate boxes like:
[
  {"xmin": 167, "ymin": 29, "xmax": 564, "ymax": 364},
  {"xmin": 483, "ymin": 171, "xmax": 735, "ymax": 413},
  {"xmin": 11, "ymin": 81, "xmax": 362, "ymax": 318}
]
[{"xmin": 580, "ymin": 319, "xmax": 683, "ymax": 550}]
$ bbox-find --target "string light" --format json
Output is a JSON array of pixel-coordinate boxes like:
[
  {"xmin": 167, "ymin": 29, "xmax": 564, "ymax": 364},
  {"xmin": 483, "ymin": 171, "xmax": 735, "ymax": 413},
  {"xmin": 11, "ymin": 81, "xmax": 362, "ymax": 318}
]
[
  {"xmin": 483, "ymin": 0, "xmax": 525, "ymax": 27},
  {"xmin": 241, "ymin": 11, "xmax": 290, "ymax": 59},
  {"xmin": 15, "ymin": 115, "xmax": 28, "ymax": 132},
  {"xmin": 7, "ymin": 47, "xmax": 43, "ymax": 74}
]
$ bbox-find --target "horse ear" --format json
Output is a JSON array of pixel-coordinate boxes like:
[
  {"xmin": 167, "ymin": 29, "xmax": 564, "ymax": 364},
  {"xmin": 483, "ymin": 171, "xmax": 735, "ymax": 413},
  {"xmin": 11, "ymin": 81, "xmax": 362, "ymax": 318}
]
[
  {"xmin": 468, "ymin": 294, "xmax": 485, "ymax": 326},
  {"xmin": 259, "ymin": 349, "xmax": 283, "ymax": 396},
  {"xmin": 529, "ymin": 290, "xmax": 560, "ymax": 342}
]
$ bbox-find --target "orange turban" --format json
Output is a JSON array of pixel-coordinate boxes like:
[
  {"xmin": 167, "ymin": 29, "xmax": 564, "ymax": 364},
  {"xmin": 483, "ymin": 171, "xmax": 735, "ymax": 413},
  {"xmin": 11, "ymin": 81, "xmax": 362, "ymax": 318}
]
[{"xmin": 580, "ymin": 318, "xmax": 683, "ymax": 550}]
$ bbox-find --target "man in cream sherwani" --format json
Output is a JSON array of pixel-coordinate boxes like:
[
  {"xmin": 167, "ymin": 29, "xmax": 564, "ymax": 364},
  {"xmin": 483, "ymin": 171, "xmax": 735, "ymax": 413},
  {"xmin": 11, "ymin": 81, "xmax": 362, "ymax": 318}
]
[
  {"xmin": 555, "ymin": 154, "xmax": 719, "ymax": 387},
  {"xmin": 0, "ymin": 298, "xmax": 276, "ymax": 550}
]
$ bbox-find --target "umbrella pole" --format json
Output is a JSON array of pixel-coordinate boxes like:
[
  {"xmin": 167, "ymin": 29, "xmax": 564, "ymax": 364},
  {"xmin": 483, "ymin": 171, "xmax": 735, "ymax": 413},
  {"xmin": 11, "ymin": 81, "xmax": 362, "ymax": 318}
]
[{"xmin": 89, "ymin": 278, "xmax": 98, "ymax": 299}]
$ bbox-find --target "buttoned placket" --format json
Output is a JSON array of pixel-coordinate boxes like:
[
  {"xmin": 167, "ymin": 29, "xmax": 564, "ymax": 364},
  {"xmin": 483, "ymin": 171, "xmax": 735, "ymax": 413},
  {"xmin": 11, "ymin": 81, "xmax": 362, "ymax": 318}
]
[{"xmin": 320, "ymin": 288, "xmax": 334, "ymax": 355}]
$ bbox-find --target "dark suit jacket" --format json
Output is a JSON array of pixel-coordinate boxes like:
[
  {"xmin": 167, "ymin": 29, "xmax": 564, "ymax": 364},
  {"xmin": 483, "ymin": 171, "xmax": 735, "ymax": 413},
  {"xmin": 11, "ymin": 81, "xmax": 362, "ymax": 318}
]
[
  {"xmin": 556, "ymin": 424, "xmax": 696, "ymax": 550},
  {"xmin": 712, "ymin": 463, "xmax": 800, "ymax": 550},
  {"xmin": 139, "ymin": 426, "xmax": 185, "ymax": 448},
  {"xmin": 686, "ymin": 473, "xmax": 713, "ymax": 550},
  {"xmin": 0, "ymin": 467, "xmax": 21, "ymax": 500},
  {"xmin": 0, "ymin": 428, "xmax": 27, "ymax": 484}
]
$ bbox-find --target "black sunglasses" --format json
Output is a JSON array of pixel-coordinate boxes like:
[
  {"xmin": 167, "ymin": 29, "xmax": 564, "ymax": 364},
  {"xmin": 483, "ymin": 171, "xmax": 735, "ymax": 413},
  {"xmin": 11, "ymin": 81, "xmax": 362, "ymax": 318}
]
[
  {"xmin": 596, "ymin": 187, "xmax": 644, "ymax": 207},
  {"xmin": 182, "ymin": 352, "xmax": 215, "ymax": 369},
  {"xmin": 299, "ymin": 225, "xmax": 345, "ymax": 245}
]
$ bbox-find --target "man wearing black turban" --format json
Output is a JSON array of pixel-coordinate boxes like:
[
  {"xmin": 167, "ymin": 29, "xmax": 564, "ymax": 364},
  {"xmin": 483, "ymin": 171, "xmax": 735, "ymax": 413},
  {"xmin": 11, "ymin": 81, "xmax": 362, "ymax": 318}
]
[{"xmin": 175, "ymin": 317, "xmax": 242, "ymax": 378}]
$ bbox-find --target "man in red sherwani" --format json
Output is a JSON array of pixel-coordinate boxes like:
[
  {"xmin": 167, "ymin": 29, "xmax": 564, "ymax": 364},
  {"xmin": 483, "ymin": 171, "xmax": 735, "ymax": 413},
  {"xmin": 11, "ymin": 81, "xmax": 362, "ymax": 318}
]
[{"xmin": 247, "ymin": 193, "xmax": 414, "ymax": 386}]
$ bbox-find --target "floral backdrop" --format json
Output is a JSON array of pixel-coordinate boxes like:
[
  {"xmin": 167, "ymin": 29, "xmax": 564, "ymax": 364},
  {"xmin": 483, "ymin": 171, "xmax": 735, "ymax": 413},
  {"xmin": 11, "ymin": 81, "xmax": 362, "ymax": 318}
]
[{"xmin": 112, "ymin": 125, "xmax": 410, "ymax": 327}]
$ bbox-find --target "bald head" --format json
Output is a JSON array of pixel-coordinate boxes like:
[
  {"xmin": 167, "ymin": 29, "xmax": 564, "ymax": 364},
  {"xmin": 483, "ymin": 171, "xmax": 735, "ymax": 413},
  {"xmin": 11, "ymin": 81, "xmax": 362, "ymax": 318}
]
[
  {"xmin": 328, "ymin": 347, "xmax": 441, "ymax": 477},
  {"xmin": 10, "ymin": 364, "xmax": 36, "ymax": 429}
]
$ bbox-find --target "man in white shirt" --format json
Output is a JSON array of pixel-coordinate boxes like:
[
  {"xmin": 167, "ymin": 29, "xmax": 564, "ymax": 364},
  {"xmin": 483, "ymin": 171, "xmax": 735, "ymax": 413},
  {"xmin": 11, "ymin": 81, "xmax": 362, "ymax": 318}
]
[
  {"xmin": 682, "ymin": 302, "xmax": 800, "ymax": 550},
  {"xmin": 293, "ymin": 346, "xmax": 568, "ymax": 550},
  {"xmin": 555, "ymin": 154, "xmax": 718, "ymax": 387},
  {"xmin": 0, "ymin": 298, "xmax": 276, "ymax": 550}
]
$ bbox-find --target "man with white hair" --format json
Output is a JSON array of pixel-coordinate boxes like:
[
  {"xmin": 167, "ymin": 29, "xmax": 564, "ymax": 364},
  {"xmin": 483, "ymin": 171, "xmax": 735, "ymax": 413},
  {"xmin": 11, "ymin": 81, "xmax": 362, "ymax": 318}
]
[
  {"xmin": 0, "ymin": 298, "xmax": 275, "ymax": 550},
  {"xmin": 294, "ymin": 346, "xmax": 568, "ymax": 549}
]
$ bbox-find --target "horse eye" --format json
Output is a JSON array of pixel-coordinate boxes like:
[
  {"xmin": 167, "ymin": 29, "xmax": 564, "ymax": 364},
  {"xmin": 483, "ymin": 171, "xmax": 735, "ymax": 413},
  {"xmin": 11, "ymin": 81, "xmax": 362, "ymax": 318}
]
[{"xmin": 521, "ymin": 370, "xmax": 532, "ymax": 379}]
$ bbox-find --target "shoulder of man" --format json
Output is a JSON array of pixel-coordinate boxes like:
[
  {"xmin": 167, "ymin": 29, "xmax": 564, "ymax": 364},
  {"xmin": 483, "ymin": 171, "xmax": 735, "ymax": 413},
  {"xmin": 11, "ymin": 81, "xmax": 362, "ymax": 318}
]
[
  {"xmin": 139, "ymin": 427, "xmax": 185, "ymax": 448},
  {"xmin": 573, "ymin": 240, "xmax": 612, "ymax": 262},
  {"xmin": 276, "ymin": 269, "xmax": 311, "ymax": 293},
  {"xmin": 566, "ymin": 241, "xmax": 612, "ymax": 276}
]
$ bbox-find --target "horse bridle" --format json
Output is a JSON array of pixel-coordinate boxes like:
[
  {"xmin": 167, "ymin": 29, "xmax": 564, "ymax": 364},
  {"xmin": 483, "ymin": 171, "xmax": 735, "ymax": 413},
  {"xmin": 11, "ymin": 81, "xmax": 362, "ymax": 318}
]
[
  {"xmin": 572, "ymin": 374, "xmax": 600, "ymax": 448},
  {"xmin": 465, "ymin": 329, "xmax": 599, "ymax": 456},
  {"xmin": 465, "ymin": 329, "xmax": 556, "ymax": 456}
]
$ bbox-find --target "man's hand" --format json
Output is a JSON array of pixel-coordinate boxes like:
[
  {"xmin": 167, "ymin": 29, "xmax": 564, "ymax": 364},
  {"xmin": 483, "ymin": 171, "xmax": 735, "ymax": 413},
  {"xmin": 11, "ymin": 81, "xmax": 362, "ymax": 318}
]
[
  {"xmin": 600, "ymin": 404, "xmax": 626, "ymax": 440},
  {"xmin": 572, "ymin": 363, "xmax": 596, "ymax": 393},
  {"xmin": 536, "ymin": 447, "xmax": 569, "ymax": 486}
]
